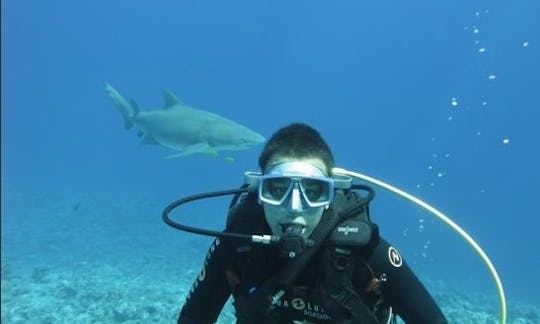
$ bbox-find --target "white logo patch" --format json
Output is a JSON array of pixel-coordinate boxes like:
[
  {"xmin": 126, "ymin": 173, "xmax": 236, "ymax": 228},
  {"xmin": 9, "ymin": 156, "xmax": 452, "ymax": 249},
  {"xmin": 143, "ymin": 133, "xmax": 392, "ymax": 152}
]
[
  {"xmin": 291, "ymin": 298, "xmax": 306, "ymax": 310},
  {"xmin": 388, "ymin": 246, "xmax": 403, "ymax": 268},
  {"xmin": 337, "ymin": 225, "xmax": 359, "ymax": 235}
]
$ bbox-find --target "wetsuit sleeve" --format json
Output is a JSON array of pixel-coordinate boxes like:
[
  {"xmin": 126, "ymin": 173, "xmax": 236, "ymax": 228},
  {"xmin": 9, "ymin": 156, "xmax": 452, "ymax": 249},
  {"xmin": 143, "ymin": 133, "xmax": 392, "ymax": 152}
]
[
  {"xmin": 178, "ymin": 237, "xmax": 233, "ymax": 324},
  {"xmin": 366, "ymin": 238, "xmax": 447, "ymax": 324}
]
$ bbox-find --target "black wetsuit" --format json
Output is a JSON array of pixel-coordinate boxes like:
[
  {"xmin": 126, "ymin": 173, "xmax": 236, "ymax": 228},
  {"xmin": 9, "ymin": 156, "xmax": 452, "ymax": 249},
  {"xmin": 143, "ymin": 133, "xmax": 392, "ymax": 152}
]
[{"xmin": 178, "ymin": 193, "xmax": 447, "ymax": 324}]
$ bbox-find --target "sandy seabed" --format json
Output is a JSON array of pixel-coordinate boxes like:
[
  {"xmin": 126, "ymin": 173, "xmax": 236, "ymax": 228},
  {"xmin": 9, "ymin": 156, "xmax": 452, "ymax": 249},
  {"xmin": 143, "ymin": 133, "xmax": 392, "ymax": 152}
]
[{"xmin": 2, "ymin": 257, "xmax": 538, "ymax": 324}]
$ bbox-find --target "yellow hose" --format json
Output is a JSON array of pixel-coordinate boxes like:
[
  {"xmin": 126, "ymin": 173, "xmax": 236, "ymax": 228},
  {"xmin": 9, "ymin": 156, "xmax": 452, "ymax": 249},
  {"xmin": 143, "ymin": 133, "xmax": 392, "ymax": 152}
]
[{"xmin": 333, "ymin": 167, "xmax": 506, "ymax": 324}]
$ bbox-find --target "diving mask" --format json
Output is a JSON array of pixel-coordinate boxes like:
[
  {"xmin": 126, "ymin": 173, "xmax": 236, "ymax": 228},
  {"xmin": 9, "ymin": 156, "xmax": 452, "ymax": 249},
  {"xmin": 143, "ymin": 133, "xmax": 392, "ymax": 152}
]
[
  {"xmin": 244, "ymin": 162, "xmax": 352, "ymax": 208},
  {"xmin": 248, "ymin": 161, "xmax": 345, "ymax": 210},
  {"xmin": 258, "ymin": 175, "xmax": 334, "ymax": 208}
]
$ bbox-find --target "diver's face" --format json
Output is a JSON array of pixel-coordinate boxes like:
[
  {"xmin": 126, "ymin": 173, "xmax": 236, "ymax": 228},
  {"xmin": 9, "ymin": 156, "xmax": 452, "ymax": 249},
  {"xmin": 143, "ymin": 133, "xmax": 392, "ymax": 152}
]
[{"xmin": 261, "ymin": 158, "xmax": 330, "ymax": 238}]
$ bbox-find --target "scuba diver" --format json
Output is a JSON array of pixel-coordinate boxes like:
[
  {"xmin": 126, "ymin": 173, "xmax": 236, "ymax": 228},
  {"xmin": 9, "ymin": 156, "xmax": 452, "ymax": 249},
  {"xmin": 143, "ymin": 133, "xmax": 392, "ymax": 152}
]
[{"xmin": 174, "ymin": 123, "xmax": 448, "ymax": 323}]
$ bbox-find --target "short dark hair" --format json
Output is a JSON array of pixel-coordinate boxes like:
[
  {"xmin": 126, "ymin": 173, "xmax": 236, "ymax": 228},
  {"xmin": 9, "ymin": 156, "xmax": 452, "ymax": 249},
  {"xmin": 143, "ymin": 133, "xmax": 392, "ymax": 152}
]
[{"xmin": 258, "ymin": 123, "xmax": 334, "ymax": 174}]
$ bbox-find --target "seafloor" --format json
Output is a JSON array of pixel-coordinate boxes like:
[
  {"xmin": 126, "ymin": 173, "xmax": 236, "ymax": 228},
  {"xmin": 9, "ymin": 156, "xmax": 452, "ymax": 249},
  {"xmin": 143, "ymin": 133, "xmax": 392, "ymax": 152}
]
[
  {"xmin": 2, "ymin": 258, "xmax": 539, "ymax": 323},
  {"xmin": 1, "ymin": 184, "xmax": 539, "ymax": 323}
]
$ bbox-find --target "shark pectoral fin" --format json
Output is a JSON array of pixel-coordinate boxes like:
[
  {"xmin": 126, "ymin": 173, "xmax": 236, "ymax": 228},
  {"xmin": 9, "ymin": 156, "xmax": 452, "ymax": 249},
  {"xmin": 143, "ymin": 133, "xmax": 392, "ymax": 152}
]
[
  {"xmin": 139, "ymin": 134, "xmax": 158, "ymax": 145},
  {"xmin": 163, "ymin": 143, "xmax": 209, "ymax": 159},
  {"xmin": 164, "ymin": 151, "xmax": 190, "ymax": 159}
]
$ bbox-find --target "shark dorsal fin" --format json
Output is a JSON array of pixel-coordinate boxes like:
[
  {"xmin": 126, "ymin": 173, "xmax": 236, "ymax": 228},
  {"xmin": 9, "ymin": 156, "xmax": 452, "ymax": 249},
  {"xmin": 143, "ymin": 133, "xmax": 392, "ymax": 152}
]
[{"xmin": 162, "ymin": 88, "xmax": 181, "ymax": 108}]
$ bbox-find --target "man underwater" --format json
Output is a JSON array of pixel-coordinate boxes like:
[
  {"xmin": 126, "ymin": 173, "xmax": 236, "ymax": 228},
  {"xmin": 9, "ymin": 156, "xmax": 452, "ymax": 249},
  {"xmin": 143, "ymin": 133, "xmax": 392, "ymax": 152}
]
[{"xmin": 177, "ymin": 123, "xmax": 447, "ymax": 323}]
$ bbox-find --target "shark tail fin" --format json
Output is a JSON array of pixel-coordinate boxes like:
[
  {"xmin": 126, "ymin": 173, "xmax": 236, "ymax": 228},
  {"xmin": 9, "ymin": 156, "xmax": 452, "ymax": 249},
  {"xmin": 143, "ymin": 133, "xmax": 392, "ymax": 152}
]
[
  {"xmin": 105, "ymin": 83, "xmax": 136, "ymax": 130},
  {"xmin": 129, "ymin": 98, "xmax": 141, "ymax": 115}
]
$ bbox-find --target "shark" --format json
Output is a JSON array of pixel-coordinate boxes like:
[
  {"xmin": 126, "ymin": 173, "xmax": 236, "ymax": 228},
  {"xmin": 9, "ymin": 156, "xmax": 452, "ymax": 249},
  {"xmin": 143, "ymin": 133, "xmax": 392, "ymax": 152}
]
[{"xmin": 105, "ymin": 83, "xmax": 266, "ymax": 158}]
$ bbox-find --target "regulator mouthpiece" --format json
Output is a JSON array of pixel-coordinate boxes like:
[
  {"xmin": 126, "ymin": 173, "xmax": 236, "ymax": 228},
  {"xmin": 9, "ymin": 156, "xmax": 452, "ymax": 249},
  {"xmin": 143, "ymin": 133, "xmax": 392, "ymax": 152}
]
[{"xmin": 279, "ymin": 223, "xmax": 313, "ymax": 258}]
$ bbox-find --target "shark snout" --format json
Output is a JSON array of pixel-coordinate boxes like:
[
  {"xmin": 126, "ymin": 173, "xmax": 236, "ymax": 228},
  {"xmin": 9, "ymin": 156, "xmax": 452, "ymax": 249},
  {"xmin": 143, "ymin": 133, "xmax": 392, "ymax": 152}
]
[
  {"xmin": 242, "ymin": 132, "xmax": 266, "ymax": 147},
  {"xmin": 252, "ymin": 133, "xmax": 266, "ymax": 144}
]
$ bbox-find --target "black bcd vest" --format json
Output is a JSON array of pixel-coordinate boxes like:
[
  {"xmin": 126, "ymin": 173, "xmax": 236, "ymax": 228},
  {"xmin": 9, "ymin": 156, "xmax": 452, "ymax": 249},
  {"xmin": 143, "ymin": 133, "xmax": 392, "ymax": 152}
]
[{"xmin": 225, "ymin": 189, "xmax": 394, "ymax": 324}]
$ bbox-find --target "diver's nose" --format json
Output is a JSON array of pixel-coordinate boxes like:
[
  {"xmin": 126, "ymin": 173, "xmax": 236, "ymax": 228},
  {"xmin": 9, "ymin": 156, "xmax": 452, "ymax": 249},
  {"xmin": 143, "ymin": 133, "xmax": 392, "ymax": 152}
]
[{"xmin": 289, "ymin": 184, "xmax": 304, "ymax": 212}]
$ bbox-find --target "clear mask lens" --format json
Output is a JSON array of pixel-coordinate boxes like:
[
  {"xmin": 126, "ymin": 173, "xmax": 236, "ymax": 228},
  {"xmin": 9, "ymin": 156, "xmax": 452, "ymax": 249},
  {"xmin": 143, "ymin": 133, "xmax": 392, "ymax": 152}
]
[{"xmin": 259, "ymin": 176, "xmax": 334, "ymax": 208}]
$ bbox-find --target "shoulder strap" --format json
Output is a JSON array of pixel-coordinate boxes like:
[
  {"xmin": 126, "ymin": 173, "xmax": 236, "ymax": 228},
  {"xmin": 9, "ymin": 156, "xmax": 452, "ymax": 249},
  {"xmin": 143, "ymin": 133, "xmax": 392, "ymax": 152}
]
[
  {"xmin": 317, "ymin": 190, "xmax": 382, "ymax": 324},
  {"xmin": 319, "ymin": 246, "xmax": 381, "ymax": 324}
]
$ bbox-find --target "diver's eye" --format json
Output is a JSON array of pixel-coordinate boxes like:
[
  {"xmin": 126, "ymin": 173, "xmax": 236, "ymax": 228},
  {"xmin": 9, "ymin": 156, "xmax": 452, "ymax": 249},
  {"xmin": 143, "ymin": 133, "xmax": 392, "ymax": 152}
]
[
  {"xmin": 301, "ymin": 179, "xmax": 326, "ymax": 202},
  {"xmin": 303, "ymin": 186, "xmax": 322, "ymax": 201},
  {"xmin": 267, "ymin": 178, "xmax": 291, "ymax": 200},
  {"xmin": 304, "ymin": 188, "xmax": 322, "ymax": 201}
]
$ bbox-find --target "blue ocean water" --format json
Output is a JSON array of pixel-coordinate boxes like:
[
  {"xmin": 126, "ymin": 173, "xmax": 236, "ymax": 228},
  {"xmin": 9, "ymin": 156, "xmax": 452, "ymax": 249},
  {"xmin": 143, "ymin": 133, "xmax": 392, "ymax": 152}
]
[{"xmin": 2, "ymin": 0, "xmax": 539, "ymax": 323}]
